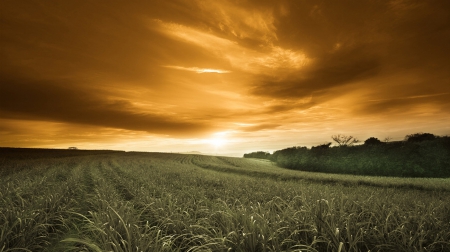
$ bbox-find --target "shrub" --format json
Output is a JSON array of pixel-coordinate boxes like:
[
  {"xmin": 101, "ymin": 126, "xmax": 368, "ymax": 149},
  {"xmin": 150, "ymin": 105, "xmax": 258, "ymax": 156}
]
[
  {"xmin": 364, "ymin": 137, "xmax": 382, "ymax": 145},
  {"xmin": 405, "ymin": 133, "xmax": 436, "ymax": 142}
]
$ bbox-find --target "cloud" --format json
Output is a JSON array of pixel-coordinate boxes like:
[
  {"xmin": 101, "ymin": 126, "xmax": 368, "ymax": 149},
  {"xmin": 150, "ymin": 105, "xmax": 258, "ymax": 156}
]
[
  {"xmin": 0, "ymin": 76, "xmax": 212, "ymax": 136},
  {"xmin": 152, "ymin": 19, "xmax": 308, "ymax": 74},
  {"xmin": 1, "ymin": 0, "xmax": 450, "ymax": 151},
  {"xmin": 192, "ymin": 0, "xmax": 278, "ymax": 43},
  {"xmin": 164, "ymin": 65, "xmax": 231, "ymax": 73},
  {"xmin": 0, "ymin": 1, "xmax": 163, "ymax": 83},
  {"xmin": 354, "ymin": 91, "xmax": 450, "ymax": 116},
  {"xmin": 250, "ymin": 45, "xmax": 381, "ymax": 99},
  {"xmin": 236, "ymin": 123, "xmax": 281, "ymax": 132}
]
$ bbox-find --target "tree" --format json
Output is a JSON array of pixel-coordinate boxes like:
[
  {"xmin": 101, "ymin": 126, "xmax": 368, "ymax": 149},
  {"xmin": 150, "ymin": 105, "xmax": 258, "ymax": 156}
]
[
  {"xmin": 405, "ymin": 133, "xmax": 436, "ymax": 142},
  {"xmin": 364, "ymin": 137, "xmax": 382, "ymax": 145},
  {"xmin": 243, "ymin": 151, "xmax": 271, "ymax": 159},
  {"xmin": 331, "ymin": 134, "xmax": 359, "ymax": 147},
  {"xmin": 383, "ymin": 137, "xmax": 392, "ymax": 143}
]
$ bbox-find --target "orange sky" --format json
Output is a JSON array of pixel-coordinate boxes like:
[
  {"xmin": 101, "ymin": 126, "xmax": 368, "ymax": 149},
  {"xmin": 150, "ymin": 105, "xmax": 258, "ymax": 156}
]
[{"xmin": 1, "ymin": 0, "xmax": 450, "ymax": 156}]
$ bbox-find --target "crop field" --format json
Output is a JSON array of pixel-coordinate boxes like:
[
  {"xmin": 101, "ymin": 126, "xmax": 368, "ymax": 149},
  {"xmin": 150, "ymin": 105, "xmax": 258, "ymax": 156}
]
[{"xmin": 1, "ymin": 149, "xmax": 450, "ymax": 252}]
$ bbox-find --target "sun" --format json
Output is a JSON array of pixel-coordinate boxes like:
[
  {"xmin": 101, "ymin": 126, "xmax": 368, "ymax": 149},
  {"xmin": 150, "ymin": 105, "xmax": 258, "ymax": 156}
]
[
  {"xmin": 207, "ymin": 132, "xmax": 228, "ymax": 148},
  {"xmin": 210, "ymin": 137, "xmax": 227, "ymax": 147}
]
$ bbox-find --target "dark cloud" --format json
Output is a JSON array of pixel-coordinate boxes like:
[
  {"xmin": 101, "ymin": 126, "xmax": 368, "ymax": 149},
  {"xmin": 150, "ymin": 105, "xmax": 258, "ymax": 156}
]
[
  {"xmin": 251, "ymin": 45, "xmax": 381, "ymax": 99},
  {"xmin": 273, "ymin": 1, "xmax": 384, "ymax": 56},
  {"xmin": 263, "ymin": 100, "xmax": 317, "ymax": 114},
  {"xmin": 240, "ymin": 124, "xmax": 282, "ymax": 132},
  {"xmin": 0, "ymin": 0, "xmax": 225, "ymax": 85},
  {"xmin": 0, "ymin": 76, "xmax": 211, "ymax": 136},
  {"xmin": 1, "ymin": 1, "xmax": 151, "ymax": 81},
  {"xmin": 354, "ymin": 92, "xmax": 450, "ymax": 116},
  {"xmin": 248, "ymin": 0, "xmax": 450, "ymax": 111}
]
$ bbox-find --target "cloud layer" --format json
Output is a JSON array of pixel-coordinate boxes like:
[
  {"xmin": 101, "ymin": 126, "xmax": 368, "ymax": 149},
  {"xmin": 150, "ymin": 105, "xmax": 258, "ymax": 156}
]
[{"xmin": 1, "ymin": 0, "xmax": 450, "ymax": 152}]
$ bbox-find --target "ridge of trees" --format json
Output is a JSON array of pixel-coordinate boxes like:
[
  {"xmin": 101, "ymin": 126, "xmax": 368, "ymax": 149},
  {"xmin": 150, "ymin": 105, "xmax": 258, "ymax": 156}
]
[
  {"xmin": 243, "ymin": 133, "xmax": 450, "ymax": 178},
  {"xmin": 243, "ymin": 151, "xmax": 271, "ymax": 159}
]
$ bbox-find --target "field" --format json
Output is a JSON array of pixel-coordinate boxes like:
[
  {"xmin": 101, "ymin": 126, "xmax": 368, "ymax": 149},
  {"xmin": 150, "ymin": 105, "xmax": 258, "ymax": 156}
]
[{"xmin": 1, "ymin": 149, "xmax": 450, "ymax": 251}]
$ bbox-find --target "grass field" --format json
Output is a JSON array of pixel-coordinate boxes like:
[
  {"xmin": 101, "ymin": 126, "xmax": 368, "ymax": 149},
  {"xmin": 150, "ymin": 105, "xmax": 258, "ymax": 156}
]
[{"xmin": 1, "ymin": 149, "xmax": 449, "ymax": 251}]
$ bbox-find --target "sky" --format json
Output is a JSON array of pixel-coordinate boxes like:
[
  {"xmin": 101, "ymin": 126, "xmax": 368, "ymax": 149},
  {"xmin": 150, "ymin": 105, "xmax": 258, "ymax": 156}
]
[{"xmin": 1, "ymin": 0, "xmax": 450, "ymax": 156}]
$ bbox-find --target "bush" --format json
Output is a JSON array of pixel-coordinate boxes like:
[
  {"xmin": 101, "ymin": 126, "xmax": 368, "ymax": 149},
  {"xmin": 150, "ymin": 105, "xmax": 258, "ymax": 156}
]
[
  {"xmin": 405, "ymin": 133, "xmax": 436, "ymax": 142},
  {"xmin": 364, "ymin": 137, "xmax": 382, "ymax": 145}
]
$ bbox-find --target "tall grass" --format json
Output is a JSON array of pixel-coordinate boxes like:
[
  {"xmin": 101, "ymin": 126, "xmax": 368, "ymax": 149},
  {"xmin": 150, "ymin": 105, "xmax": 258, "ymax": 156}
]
[{"xmin": 1, "ymin": 150, "xmax": 449, "ymax": 251}]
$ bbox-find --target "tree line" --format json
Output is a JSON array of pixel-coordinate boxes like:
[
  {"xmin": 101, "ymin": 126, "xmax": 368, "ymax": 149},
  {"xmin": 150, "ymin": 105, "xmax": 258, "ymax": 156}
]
[{"xmin": 243, "ymin": 133, "xmax": 450, "ymax": 178}]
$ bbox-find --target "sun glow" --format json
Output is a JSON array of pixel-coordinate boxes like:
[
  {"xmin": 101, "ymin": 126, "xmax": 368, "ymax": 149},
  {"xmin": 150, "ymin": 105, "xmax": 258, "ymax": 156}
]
[
  {"xmin": 207, "ymin": 132, "xmax": 228, "ymax": 148},
  {"xmin": 164, "ymin": 65, "xmax": 231, "ymax": 73},
  {"xmin": 210, "ymin": 137, "xmax": 227, "ymax": 147}
]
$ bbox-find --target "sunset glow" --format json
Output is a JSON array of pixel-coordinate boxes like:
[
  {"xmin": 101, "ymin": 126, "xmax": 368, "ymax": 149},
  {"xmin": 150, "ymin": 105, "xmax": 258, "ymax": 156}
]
[
  {"xmin": 207, "ymin": 132, "xmax": 229, "ymax": 148},
  {"xmin": 1, "ymin": 1, "xmax": 449, "ymax": 156},
  {"xmin": 209, "ymin": 137, "xmax": 227, "ymax": 148},
  {"xmin": 164, "ymin": 66, "xmax": 231, "ymax": 74}
]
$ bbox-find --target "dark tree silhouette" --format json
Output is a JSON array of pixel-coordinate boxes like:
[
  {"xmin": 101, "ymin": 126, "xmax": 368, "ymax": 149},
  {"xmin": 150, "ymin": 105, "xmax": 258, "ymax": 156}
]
[
  {"xmin": 383, "ymin": 137, "xmax": 392, "ymax": 143},
  {"xmin": 331, "ymin": 134, "xmax": 359, "ymax": 146},
  {"xmin": 405, "ymin": 133, "xmax": 436, "ymax": 142},
  {"xmin": 364, "ymin": 137, "xmax": 382, "ymax": 145}
]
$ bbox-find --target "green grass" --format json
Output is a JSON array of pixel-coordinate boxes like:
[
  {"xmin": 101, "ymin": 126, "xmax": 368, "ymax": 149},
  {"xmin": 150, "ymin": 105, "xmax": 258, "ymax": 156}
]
[{"xmin": 1, "ymin": 150, "xmax": 449, "ymax": 251}]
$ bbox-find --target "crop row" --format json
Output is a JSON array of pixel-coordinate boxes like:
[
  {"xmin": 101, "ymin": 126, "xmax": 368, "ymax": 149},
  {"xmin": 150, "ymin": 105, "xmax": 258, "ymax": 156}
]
[{"xmin": 1, "ymin": 152, "xmax": 449, "ymax": 251}]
